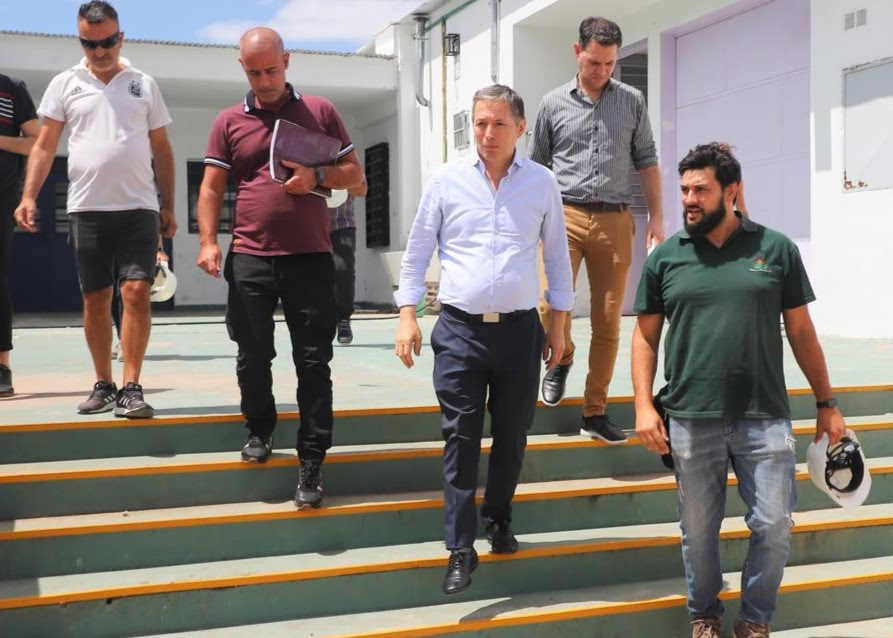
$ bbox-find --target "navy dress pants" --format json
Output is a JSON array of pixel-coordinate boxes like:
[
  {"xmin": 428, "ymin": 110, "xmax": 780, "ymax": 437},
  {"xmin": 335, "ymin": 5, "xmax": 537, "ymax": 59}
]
[{"xmin": 431, "ymin": 306, "xmax": 545, "ymax": 549}]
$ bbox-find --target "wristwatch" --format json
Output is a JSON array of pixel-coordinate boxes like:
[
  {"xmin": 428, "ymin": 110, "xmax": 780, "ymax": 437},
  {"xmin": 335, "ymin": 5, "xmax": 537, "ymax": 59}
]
[
  {"xmin": 816, "ymin": 398, "xmax": 838, "ymax": 409},
  {"xmin": 314, "ymin": 166, "xmax": 326, "ymax": 186}
]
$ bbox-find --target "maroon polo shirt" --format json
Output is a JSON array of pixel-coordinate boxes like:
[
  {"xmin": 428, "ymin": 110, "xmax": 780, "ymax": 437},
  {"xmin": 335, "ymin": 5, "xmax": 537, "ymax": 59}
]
[{"xmin": 204, "ymin": 85, "xmax": 354, "ymax": 256}]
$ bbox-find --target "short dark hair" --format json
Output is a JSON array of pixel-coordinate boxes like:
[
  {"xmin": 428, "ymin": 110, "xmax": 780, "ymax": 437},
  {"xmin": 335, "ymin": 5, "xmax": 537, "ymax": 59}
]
[
  {"xmin": 677, "ymin": 142, "xmax": 742, "ymax": 188},
  {"xmin": 472, "ymin": 84, "xmax": 525, "ymax": 121},
  {"xmin": 79, "ymin": 1, "xmax": 118, "ymax": 24},
  {"xmin": 579, "ymin": 17, "xmax": 622, "ymax": 49}
]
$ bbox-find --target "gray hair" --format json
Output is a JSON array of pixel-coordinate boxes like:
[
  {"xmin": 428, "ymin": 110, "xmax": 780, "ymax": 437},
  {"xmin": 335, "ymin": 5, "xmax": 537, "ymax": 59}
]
[
  {"xmin": 79, "ymin": 1, "xmax": 118, "ymax": 24},
  {"xmin": 471, "ymin": 84, "xmax": 525, "ymax": 121}
]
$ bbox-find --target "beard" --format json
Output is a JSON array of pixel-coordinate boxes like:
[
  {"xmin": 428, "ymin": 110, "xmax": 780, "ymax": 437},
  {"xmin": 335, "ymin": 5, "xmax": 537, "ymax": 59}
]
[{"xmin": 683, "ymin": 201, "xmax": 725, "ymax": 237}]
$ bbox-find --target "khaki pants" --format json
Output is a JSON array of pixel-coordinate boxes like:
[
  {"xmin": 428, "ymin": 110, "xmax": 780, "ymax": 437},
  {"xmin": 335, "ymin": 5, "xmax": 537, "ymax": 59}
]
[{"xmin": 539, "ymin": 204, "xmax": 634, "ymax": 417}]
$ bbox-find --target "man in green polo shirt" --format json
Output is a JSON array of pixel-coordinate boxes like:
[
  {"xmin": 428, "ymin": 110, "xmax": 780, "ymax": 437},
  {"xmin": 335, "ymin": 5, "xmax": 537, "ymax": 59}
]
[{"xmin": 631, "ymin": 143, "xmax": 846, "ymax": 638}]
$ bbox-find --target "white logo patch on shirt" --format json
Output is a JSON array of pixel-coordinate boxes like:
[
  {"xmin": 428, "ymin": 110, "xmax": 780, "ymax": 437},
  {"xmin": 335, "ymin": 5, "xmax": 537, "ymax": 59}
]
[{"xmin": 128, "ymin": 80, "xmax": 142, "ymax": 98}]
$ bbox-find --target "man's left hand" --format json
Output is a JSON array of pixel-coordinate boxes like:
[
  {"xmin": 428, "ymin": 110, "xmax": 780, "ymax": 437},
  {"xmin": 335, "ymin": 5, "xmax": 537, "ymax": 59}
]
[
  {"xmin": 646, "ymin": 216, "xmax": 665, "ymax": 249},
  {"xmin": 816, "ymin": 406, "xmax": 847, "ymax": 445},
  {"xmin": 542, "ymin": 328, "xmax": 565, "ymax": 370},
  {"xmin": 281, "ymin": 160, "xmax": 316, "ymax": 196},
  {"xmin": 159, "ymin": 208, "xmax": 178, "ymax": 238}
]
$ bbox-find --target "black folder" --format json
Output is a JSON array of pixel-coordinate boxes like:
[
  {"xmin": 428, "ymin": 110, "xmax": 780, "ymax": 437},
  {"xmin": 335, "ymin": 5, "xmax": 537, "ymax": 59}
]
[{"xmin": 269, "ymin": 119, "xmax": 341, "ymax": 197}]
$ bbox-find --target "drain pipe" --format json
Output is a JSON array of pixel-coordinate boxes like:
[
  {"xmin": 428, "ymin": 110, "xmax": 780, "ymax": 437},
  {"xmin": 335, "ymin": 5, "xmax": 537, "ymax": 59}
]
[
  {"xmin": 414, "ymin": 15, "xmax": 430, "ymax": 107},
  {"xmin": 490, "ymin": 0, "xmax": 500, "ymax": 83}
]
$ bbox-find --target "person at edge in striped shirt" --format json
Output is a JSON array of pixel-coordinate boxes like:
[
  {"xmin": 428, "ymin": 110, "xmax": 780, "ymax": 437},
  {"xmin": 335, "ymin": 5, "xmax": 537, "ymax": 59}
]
[{"xmin": 530, "ymin": 16, "xmax": 664, "ymax": 444}]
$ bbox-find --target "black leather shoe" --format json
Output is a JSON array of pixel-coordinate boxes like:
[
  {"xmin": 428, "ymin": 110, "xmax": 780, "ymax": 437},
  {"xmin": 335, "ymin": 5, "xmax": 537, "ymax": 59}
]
[
  {"xmin": 541, "ymin": 363, "xmax": 571, "ymax": 406},
  {"xmin": 442, "ymin": 548, "xmax": 478, "ymax": 595},
  {"xmin": 485, "ymin": 521, "xmax": 519, "ymax": 554}
]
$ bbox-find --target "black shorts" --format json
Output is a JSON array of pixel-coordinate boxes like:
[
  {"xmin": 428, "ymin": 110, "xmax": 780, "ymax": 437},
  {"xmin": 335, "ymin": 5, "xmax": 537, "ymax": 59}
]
[{"xmin": 68, "ymin": 210, "xmax": 160, "ymax": 292}]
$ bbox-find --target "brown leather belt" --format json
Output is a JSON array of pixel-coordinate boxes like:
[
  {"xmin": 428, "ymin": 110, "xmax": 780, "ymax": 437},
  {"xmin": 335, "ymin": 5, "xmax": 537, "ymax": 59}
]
[{"xmin": 563, "ymin": 200, "xmax": 626, "ymax": 213}]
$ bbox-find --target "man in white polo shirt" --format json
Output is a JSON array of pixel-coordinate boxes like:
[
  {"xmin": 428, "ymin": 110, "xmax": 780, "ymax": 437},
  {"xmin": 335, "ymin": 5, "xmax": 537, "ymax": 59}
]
[{"xmin": 16, "ymin": 0, "xmax": 176, "ymax": 418}]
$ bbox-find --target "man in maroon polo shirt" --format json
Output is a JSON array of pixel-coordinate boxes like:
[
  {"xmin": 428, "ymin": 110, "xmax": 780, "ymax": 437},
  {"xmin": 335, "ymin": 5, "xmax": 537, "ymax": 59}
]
[{"xmin": 196, "ymin": 27, "xmax": 363, "ymax": 510}]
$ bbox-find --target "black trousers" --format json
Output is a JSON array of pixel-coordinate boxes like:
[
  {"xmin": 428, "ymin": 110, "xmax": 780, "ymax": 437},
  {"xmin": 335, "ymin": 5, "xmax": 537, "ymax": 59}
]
[
  {"xmin": 431, "ymin": 307, "xmax": 544, "ymax": 549},
  {"xmin": 330, "ymin": 227, "xmax": 356, "ymax": 323},
  {"xmin": 0, "ymin": 184, "xmax": 17, "ymax": 353},
  {"xmin": 224, "ymin": 250, "xmax": 336, "ymax": 461}
]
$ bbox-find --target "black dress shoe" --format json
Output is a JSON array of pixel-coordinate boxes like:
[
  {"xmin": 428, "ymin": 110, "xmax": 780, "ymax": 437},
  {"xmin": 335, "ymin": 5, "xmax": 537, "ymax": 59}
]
[
  {"xmin": 442, "ymin": 548, "xmax": 478, "ymax": 595},
  {"xmin": 485, "ymin": 521, "xmax": 519, "ymax": 554},
  {"xmin": 541, "ymin": 363, "xmax": 571, "ymax": 406}
]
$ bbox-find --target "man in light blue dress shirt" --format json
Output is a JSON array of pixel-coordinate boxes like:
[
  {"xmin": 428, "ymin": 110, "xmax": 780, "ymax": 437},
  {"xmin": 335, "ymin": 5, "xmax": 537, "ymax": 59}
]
[{"xmin": 394, "ymin": 85, "xmax": 575, "ymax": 596}]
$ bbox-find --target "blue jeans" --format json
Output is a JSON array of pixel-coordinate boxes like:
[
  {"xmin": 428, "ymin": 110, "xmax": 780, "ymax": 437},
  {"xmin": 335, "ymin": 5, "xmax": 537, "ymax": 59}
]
[{"xmin": 670, "ymin": 417, "xmax": 797, "ymax": 625}]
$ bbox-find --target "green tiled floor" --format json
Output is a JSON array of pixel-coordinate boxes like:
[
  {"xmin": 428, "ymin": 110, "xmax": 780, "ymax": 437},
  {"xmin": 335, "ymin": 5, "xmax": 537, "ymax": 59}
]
[{"xmin": 2, "ymin": 311, "xmax": 891, "ymax": 425}]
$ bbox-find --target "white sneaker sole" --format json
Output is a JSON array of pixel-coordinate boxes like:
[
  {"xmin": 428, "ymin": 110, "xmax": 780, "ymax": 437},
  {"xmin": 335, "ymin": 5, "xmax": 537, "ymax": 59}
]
[
  {"xmin": 579, "ymin": 427, "xmax": 629, "ymax": 445},
  {"xmin": 114, "ymin": 405, "xmax": 155, "ymax": 419},
  {"xmin": 77, "ymin": 400, "xmax": 116, "ymax": 415}
]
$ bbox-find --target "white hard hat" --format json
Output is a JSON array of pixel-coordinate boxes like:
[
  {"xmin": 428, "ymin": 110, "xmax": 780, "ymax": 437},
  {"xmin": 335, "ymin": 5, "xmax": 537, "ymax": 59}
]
[
  {"xmin": 326, "ymin": 189, "xmax": 348, "ymax": 208},
  {"xmin": 806, "ymin": 429, "xmax": 871, "ymax": 508},
  {"xmin": 151, "ymin": 260, "xmax": 177, "ymax": 303}
]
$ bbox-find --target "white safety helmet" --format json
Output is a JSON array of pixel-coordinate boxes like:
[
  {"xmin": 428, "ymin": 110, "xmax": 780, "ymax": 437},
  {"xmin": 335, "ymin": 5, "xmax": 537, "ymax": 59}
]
[
  {"xmin": 151, "ymin": 260, "xmax": 177, "ymax": 303},
  {"xmin": 326, "ymin": 189, "xmax": 348, "ymax": 209},
  {"xmin": 806, "ymin": 429, "xmax": 871, "ymax": 508}
]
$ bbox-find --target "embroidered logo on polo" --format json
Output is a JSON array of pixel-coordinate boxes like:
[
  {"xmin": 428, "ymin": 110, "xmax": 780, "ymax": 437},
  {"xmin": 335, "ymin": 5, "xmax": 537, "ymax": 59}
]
[
  {"xmin": 69, "ymin": 86, "xmax": 84, "ymax": 97},
  {"xmin": 128, "ymin": 80, "xmax": 142, "ymax": 98},
  {"xmin": 749, "ymin": 255, "xmax": 771, "ymax": 273}
]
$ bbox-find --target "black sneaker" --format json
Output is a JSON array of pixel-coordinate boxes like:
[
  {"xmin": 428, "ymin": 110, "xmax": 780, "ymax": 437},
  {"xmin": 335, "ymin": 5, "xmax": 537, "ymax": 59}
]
[
  {"xmin": 485, "ymin": 520, "xmax": 519, "ymax": 554},
  {"xmin": 443, "ymin": 548, "xmax": 479, "ymax": 595},
  {"xmin": 241, "ymin": 433, "xmax": 273, "ymax": 463},
  {"xmin": 77, "ymin": 380, "xmax": 118, "ymax": 414},
  {"xmin": 295, "ymin": 460, "xmax": 324, "ymax": 509},
  {"xmin": 0, "ymin": 363, "xmax": 13, "ymax": 397},
  {"xmin": 336, "ymin": 320, "xmax": 353, "ymax": 345},
  {"xmin": 113, "ymin": 382, "xmax": 154, "ymax": 419},
  {"xmin": 541, "ymin": 363, "xmax": 571, "ymax": 406},
  {"xmin": 580, "ymin": 414, "xmax": 628, "ymax": 444}
]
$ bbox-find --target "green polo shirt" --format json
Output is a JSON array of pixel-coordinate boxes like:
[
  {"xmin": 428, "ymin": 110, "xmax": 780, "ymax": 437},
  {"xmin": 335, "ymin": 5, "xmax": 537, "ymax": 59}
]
[{"xmin": 634, "ymin": 214, "xmax": 815, "ymax": 419}]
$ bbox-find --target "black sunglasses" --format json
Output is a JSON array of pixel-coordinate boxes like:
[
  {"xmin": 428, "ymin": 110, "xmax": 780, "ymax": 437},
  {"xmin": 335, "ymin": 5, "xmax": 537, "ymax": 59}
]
[{"xmin": 79, "ymin": 32, "xmax": 122, "ymax": 50}]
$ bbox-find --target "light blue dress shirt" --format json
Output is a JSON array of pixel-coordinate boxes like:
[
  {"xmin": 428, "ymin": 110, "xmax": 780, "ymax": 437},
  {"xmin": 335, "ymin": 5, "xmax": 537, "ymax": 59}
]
[{"xmin": 395, "ymin": 151, "xmax": 575, "ymax": 314}]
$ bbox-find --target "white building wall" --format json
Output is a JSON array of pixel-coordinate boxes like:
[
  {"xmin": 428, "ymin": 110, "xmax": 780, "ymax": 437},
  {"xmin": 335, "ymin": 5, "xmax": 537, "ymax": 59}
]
[
  {"xmin": 407, "ymin": 0, "xmax": 893, "ymax": 338},
  {"xmin": 810, "ymin": 0, "xmax": 893, "ymax": 338},
  {"xmin": 2, "ymin": 32, "xmax": 401, "ymax": 310},
  {"xmin": 164, "ymin": 106, "xmax": 232, "ymax": 307}
]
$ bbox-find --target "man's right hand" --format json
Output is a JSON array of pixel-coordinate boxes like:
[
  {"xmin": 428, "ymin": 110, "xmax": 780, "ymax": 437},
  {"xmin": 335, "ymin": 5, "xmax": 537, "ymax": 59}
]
[
  {"xmin": 14, "ymin": 199, "xmax": 38, "ymax": 233},
  {"xmin": 197, "ymin": 243, "xmax": 222, "ymax": 278},
  {"xmin": 635, "ymin": 402, "xmax": 670, "ymax": 455},
  {"xmin": 395, "ymin": 310, "xmax": 423, "ymax": 369}
]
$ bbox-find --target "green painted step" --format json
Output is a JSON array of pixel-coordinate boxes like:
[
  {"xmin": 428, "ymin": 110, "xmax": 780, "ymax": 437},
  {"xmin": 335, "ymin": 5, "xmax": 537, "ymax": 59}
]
[
  {"xmin": 2, "ymin": 510, "xmax": 892, "ymax": 638},
  {"xmin": 3, "ymin": 417, "xmax": 892, "ymax": 519},
  {"xmin": 0, "ymin": 386, "xmax": 888, "ymax": 464},
  {"xmin": 3, "ymin": 439, "xmax": 893, "ymax": 580},
  {"xmin": 3, "ymin": 454, "xmax": 893, "ymax": 578},
  {"xmin": 128, "ymin": 556, "xmax": 893, "ymax": 638},
  {"xmin": 772, "ymin": 616, "xmax": 893, "ymax": 637}
]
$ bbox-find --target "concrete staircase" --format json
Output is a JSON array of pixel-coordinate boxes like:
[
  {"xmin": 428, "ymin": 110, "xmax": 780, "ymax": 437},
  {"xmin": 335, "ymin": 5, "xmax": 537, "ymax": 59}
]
[{"xmin": 1, "ymin": 387, "xmax": 891, "ymax": 637}]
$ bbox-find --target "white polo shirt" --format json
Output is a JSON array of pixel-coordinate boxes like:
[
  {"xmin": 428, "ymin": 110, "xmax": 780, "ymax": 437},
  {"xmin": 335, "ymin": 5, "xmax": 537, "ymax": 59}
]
[{"xmin": 38, "ymin": 57, "xmax": 172, "ymax": 213}]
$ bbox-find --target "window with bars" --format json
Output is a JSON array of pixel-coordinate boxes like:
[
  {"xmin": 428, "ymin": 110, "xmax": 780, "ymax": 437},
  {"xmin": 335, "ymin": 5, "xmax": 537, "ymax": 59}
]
[
  {"xmin": 453, "ymin": 110, "xmax": 470, "ymax": 150},
  {"xmin": 186, "ymin": 160, "xmax": 236, "ymax": 233}
]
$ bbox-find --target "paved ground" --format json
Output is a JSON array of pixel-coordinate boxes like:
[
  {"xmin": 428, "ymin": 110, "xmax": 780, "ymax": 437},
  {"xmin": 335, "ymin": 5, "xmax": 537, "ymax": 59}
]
[{"xmin": 2, "ymin": 310, "xmax": 892, "ymax": 425}]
